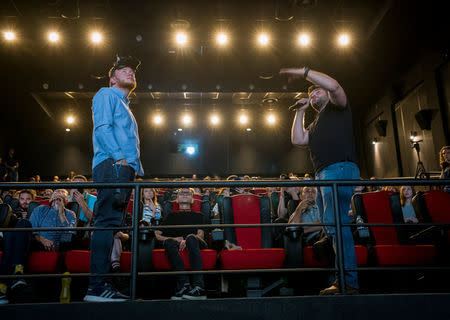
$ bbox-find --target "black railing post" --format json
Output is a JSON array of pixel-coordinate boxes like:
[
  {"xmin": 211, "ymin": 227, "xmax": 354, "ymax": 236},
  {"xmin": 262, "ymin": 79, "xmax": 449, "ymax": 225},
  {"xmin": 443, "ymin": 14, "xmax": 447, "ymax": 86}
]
[
  {"xmin": 332, "ymin": 183, "xmax": 346, "ymax": 294},
  {"xmin": 130, "ymin": 184, "xmax": 140, "ymax": 301}
]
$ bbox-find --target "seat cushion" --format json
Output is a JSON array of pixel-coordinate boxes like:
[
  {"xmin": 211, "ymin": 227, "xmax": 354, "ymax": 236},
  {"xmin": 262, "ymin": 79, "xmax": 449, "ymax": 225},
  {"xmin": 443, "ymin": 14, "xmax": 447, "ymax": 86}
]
[
  {"xmin": 302, "ymin": 245, "xmax": 368, "ymax": 267},
  {"xmin": 65, "ymin": 250, "xmax": 90, "ymax": 272},
  {"xmin": 220, "ymin": 248, "xmax": 285, "ymax": 269},
  {"xmin": 27, "ymin": 251, "xmax": 60, "ymax": 272},
  {"xmin": 152, "ymin": 249, "xmax": 217, "ymax": 270},
  {"xmin": 373, "ymin": 244, "xmax": 437, "ymax": 265},
  {"xmin": 65, "ymin": 250, "xmax": 133, "ymax": 272}
]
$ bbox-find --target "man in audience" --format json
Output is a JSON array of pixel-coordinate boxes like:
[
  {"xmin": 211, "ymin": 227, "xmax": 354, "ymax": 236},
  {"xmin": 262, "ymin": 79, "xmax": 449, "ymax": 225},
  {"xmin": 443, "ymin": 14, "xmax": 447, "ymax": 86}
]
[
  {"xmin": 30, "ymin": 189, "xmax": 77, "ymax": 251},
  {"xmin": 84, "ymin": 55, "xmax": 143, "ymax": 302},
  {"xmin": 287, "ymin": 187, "xmax": 323, "ymax": 246},
  {"xmin": 281, "ymin": 66, "xmax": 360, "ymax": 294},
  {"xmin": 155, "ymin": 188, "xmax": 210, "ymax": 300},
  {"xmin": 14, "ymin": 190, "xmax": 36, "ymax": 220},
  {"xmin": 0, "ymin": 198, "xmax": 34, "ymax": 304}
]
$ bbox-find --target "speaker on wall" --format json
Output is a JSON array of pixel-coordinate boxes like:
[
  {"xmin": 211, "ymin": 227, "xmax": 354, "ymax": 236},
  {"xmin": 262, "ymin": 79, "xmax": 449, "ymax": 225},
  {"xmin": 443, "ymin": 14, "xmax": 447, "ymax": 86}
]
[
  {"xmin": 414, "ymin": 109, "xmax": 435, "ymax": 130},
  {"xmin": 375, "ymin": 120, "xmax": 388, "ymax": 137}
]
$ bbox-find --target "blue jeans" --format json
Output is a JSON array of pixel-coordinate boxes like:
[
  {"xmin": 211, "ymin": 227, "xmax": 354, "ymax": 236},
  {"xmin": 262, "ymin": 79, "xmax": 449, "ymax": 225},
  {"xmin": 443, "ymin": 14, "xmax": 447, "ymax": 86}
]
[
  {"xmin": 316, "ymin": 161, "xmax": 360, "ymax": 289},
  {"xmin": 89, "ymin": 158, "xmax": 135, "ymax": 288}
]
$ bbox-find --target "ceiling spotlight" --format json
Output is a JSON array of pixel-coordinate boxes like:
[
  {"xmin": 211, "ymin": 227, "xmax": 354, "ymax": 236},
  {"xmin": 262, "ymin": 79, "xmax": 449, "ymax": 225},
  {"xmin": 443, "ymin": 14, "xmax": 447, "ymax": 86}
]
[
  {"xmin": 239, "ymin": 114, "xmax": 248, "ymax": 125},
  {"xmin": 216, "ymin": 33, "xmax": 228, "ymax": 46},
  {"xmin": 178, "ymin": 128, "xmax": 183, "ymax": 132},
  {"xmin": 267, "ymin": 114, "xmax": 276, "ymax": 124},
  {"xmin": 153, "ymin": 114, "xmax": 163, "ymax": 125},
  {"xmin": 66, "ymin": 116, "xmax": 75, "ymax": 124},
  {"xmin": 298, "ymin": 33, "xmax": 310, "ymax": 47},
  {"xmin": 91, "ymin": 31, "xmax": 102, "ymax": 43},
  {"xmin": 48, "ymin": 31, "xmax": 60, "ymax": 43},
  {"xmin": 4, "ymin": 31, "xmax": 15, "ymax": 41},
  {"xmin": 175, "ymin": 32, "xmax": 187, "ymax": 46},
  {"xmin": 182, "ymin": 114, "xmax": 192, "ymax": 125},
  {"xmin": 338, "ymin": 33, "xmax": 350, "ymax": 47},
  {"xmin": 257, "ymin": 33, "xmax": 269, "ymax": 46},
  {"xmin": 210, "ymin": 114, "xmax": 220, "ymax": 125},
  {"xmin": 65, "ymin": 128, "xmax": 71, "ymax": 132},
  {"xmin": 246, "ymin": 128, "xmax": 252, "ymax": 132}
]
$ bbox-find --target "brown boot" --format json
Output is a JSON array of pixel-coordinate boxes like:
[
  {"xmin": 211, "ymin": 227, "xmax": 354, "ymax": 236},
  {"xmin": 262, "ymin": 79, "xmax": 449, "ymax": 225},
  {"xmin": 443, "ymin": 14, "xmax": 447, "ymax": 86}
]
[{"xmin": 319, "ymin": 283, "xmax": 359, "ymax": 295}]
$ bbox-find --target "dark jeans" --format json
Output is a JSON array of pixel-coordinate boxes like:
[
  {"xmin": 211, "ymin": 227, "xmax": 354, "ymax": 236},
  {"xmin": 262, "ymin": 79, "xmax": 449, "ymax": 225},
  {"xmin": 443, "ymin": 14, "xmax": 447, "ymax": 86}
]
[
  {"xmin": 89, "ymin": 158, "xmax": 135, "ymax": 288},
  {"xmin": 0, "ymin": 219, "xmax": 32, "ymax": 275},
  {"xmin": 164, "ymin": 234, "xmax": 207, "ymax": 290}
]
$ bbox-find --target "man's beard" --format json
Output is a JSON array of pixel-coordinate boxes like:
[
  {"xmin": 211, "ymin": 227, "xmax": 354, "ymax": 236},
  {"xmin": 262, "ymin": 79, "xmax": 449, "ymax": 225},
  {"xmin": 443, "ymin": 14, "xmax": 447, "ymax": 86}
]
[
  {"xmin": 311, "ymin": 96, "xmax": 328, "ymax": 111},
  {"xmin": 118, "ymin": 79, "xmax": 136, "ymax": 91}
]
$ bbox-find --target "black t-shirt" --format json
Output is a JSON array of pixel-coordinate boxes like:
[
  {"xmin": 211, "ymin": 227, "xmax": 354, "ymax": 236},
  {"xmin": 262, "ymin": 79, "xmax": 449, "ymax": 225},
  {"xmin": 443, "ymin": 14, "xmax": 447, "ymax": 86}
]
[
  {"xmin": 160, "ymin": 211, "xmax": 210, "ymax": 239},
  {"xmin": 308, "ymin": 102, "xmax": 357, "ymax": 174},
  {"xmin": 5, "ymin": 155, "xmax": 18, "ymax": 170}
]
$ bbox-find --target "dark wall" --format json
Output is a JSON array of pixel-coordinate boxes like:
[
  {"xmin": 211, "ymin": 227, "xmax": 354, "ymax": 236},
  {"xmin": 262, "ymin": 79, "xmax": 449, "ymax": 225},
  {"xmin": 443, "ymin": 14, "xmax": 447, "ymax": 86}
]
[{"xmin": 360, "ymin": 52, "xmax": 449, "ymax": 178}]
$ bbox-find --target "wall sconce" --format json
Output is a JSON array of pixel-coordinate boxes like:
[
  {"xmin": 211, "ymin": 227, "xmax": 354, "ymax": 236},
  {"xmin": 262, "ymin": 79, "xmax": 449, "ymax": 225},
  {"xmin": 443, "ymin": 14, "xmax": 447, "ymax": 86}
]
[
  {"xmin": 372, "ymin": 138, "xmax": 378, "ymax": 145},
  {"xmin": 410, "ymin": 131, "xmax": 417, "ymax": 141}
]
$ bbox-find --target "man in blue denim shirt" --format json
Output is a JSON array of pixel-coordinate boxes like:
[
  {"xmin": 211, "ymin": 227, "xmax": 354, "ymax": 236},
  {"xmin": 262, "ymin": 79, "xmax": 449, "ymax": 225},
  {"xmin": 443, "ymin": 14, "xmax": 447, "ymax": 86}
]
[
  {"xmin": 84, "ymin": 56, "xmax": 143, "ymax": 302},
  {"xmin": 280, "ymin": 66, "xmax": 360, "ymax": 295}
]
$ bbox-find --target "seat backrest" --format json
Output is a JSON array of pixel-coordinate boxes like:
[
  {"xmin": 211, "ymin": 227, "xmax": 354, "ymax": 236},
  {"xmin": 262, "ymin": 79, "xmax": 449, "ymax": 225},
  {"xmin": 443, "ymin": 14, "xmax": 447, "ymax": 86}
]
[
  {"xmin": 414, "ymin": 190, "xmax": 450, "ymax": 223},
  {"xmin": 221, "ymin": 194, "xmax": 272, "ymax": 249},
  {"xmin": 353, "ymin": 191, "xmax": 399, "ymax": 245},
  {"xmin": 232, "ymin": 194, "xmax": 261, "ymax": 249}
]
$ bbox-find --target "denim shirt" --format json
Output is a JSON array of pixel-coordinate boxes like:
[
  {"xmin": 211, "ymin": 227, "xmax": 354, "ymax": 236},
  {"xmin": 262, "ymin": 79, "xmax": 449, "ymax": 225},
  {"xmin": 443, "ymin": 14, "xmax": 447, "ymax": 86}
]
[
  {"xmin": 30, "ymin": 205, "xmax": 77, "ymax": 250},
  {"xmin": 92, "ymin": 87, "xmax": 144, "ymax": 176}
]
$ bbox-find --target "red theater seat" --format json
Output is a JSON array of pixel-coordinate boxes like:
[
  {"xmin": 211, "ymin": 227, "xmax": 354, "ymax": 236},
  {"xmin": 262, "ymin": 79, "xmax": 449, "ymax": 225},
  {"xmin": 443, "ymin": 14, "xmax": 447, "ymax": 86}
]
[
  {"xmin": 352, "ymin": 191, "xmax": 436, "ymax": 266},
  {"xmin": 413, "ymin": 190, "xmax": 450, "ymax": 242},
  {"xmin": 27, "ymin": 251, "xmax": 60, "ymax": 273},
  {"xmin": 65, "ymin": 250, "xmax": 133, "ymax": 272},
  {"xmin": 152, "ymin": 249, "xmax": 217, "ymax": 270},
  {"xmin": 219, "ymin": 194, "xmax": 285, "ymax": 269}
]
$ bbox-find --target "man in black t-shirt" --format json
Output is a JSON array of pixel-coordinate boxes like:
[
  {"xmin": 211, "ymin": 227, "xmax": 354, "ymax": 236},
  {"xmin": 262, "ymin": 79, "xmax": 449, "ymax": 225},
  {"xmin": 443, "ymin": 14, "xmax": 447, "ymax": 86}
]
[
  {"xmin": 155, "ymin": 188, "xmax": 210, "ymax": 300},
  {"xmin": 280, "ymin": 67, "xmax": 360, "ymax": 295}
]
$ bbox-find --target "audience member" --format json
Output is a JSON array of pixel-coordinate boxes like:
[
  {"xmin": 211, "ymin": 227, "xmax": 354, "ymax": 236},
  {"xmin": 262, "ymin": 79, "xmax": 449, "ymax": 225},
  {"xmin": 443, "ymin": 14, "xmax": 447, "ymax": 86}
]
[
  {"xmin": 400, "ymin": 186, "xmax": 418, "ymax": 223},
  {"xmin": 155, "ymin": 188, "xmax": 210, "ymax": 300},
  {"xmin": 14, "ymin": 190, "xmax": 36, "ymax": 220},
  {"xmin": 30, "ymin": 189, "xmax": 77, "ymax": 251},
  {"xmin": 4, "ymin": 148, "xmax": 19, "ymax": 182},
  {"xmin": 287, "ymin": 187, "xmax": 323, "ymax": 245},
  {"xmin": 439, "ymin": 146, "xmax": 450, "ymax": 193}
]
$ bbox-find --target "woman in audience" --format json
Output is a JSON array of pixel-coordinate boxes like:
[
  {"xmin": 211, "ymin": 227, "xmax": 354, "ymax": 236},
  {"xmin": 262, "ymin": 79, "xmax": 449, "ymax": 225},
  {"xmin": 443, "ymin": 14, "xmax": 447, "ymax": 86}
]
[
  {"xmin": 400, "ymin": 186, "xmax": 418, "ymax": 223},
  {"xmin": 140, "ymin": 188, "xmax": 161, "ymax": 225},
  {"xmin": 439, "ymin": 146, "xmax": 450, "ymax": 193}
]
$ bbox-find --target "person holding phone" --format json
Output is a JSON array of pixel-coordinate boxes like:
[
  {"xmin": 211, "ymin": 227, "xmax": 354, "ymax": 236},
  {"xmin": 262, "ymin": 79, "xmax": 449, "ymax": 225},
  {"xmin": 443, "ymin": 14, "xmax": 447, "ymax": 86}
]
[{"xmin": 280, "ymin": 67, "xmax": 360, "ymax": 295}]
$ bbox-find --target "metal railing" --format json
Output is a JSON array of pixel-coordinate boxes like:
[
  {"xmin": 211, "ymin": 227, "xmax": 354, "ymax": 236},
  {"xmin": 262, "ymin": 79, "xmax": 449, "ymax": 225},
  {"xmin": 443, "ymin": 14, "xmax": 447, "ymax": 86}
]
[{"xmin": 1, "ymin": 178, "xmax": 450, "ymax": 300}]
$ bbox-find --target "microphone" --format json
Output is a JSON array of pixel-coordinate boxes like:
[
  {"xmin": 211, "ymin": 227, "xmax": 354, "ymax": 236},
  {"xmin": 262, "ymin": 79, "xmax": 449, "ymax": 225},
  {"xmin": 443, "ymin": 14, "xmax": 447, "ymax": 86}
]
[{"xmin": 289, "ymin": 98, "xmax": 310, "ymax": 111}]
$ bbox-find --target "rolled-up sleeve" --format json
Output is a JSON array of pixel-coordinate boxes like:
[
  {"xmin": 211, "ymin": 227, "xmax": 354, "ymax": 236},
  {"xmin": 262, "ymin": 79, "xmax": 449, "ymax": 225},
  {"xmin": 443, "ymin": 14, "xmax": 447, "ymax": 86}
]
[{"xmin": 92, "ymin": 90, "xmax": 125, "ymax": 161}]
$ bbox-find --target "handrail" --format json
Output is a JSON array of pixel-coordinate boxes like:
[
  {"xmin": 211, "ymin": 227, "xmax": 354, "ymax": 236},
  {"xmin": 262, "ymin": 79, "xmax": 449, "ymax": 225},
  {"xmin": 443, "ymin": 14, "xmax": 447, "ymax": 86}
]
[{"xmin": 0, "ymin": 178, "xmax": 449, "ymax": 301}]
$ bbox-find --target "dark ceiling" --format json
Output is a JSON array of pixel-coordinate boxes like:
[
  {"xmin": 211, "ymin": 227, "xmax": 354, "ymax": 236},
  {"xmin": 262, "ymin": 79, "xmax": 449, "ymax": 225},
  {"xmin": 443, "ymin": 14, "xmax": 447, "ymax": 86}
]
[{"xmin": 2, "ymin": 0, "xmax": 449, "ymax": 108}]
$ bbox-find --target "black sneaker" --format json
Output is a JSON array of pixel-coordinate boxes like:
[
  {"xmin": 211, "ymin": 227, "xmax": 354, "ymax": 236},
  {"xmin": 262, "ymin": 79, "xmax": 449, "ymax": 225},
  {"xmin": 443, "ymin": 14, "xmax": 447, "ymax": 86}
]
[
  {"xmin": 10, "ymin": 279, "xmax": 27, "ymax": 291},
  {"xmin": 0, "ymin": 283, "xmax": 8, "ymax": 305},
  {"xmin": 171, "ymin": 285, "xmax": 191, "ymax": 300},
  {"xmin": 182, "ymin": 286, "xmax": 207, "ymax": 300},
  {"xmin": 83, "ymin": 283, "xmax": 129, "ymax": 302}
]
